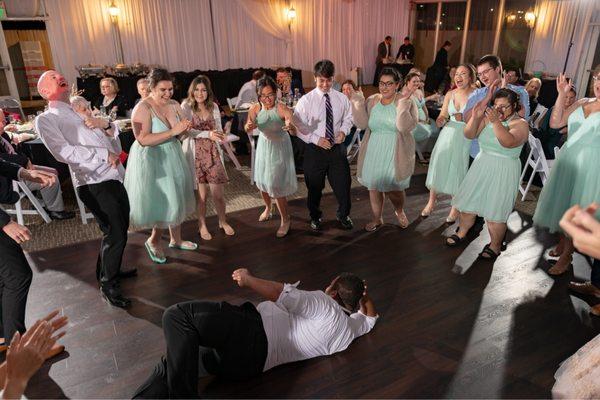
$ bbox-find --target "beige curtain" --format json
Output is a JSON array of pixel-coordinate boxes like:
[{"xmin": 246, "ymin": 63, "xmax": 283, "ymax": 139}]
[{"xmin": 525, "ymin": 0, "xmax": 598, "ymax": 76}]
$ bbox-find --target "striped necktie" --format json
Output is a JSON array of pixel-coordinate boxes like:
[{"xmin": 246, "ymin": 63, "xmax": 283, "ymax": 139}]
[{"xmin": 324, "ymin": 93, "xmax": 334, "ymax": 144}]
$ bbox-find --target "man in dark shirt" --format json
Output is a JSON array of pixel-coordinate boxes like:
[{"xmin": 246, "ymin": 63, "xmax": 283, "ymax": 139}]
[{"xmin": 396, "ymin": 36, "xmax": 415, "ymax": 62}]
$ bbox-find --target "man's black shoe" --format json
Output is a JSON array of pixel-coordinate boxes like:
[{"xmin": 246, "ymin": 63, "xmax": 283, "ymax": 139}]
[
  {"xmin": 310, "ymin": 218, "xmax": 322, "ymax": 231},
  {"xmin": 45, "ymin": 209, "xmax": 75, "ymax": 220},
  {"xmin": 119, "ymin": 267, "xmax": 138, "ymax": 279},
  {"xmin": 337, "ymin": 216, "xmax": 354, "ymax": 230},
  {"xmin": 101, "ymin": 287, "xmax": 132, "ymax": 308}
]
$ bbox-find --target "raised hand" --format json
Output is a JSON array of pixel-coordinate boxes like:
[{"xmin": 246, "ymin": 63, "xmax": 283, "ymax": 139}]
[
  {"xmin": 245, "ymin": 118, "xmax": 258, "ymax": 133},
  {"xmin": 472, "ymin": 99, "xmax": 487, "ymax": 120},
  {"xmin": 556, "ymin": 73, "xmax": 572, "ymax": 95}
]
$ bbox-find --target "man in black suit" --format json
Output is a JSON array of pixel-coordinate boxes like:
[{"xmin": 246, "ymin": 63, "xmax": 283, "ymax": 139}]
[
  {"xmin": 396, "ymin": 36, "xmax": 415, "ymax": 62},
  {"xmin": 0, "ymin": 159, "xmax": 59, "ymax": 352},
  {"xmin": 373, "ymin": 36, "xmax": 392, "ymax": 85}
]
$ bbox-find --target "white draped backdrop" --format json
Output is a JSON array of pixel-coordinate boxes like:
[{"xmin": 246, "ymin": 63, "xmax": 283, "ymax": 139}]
[{"xmin": 5, "ymin": 0, "xmax": 410, "ymax": 86}]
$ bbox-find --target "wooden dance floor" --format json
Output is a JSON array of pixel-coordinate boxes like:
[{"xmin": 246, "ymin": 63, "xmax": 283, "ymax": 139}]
[{"xmin": 21, "ymin": 174, "xmax": 600, "ymax": 398}]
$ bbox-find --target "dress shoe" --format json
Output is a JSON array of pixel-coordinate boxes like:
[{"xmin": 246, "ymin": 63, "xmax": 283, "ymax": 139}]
[
  {"xmin": 310, "ymin": 218, "xmax": 322, "ymax": 231},
  {"xmin": 45, "ymin": 209, "xmax": 75, "ymax": 220},
  {"xmin": 101, "ymin": 286, "xmax": 132, "ymax": 308},
  {"xmin": 337, "ymin": 216, "xmax": 354, "ymax": 230},
  {"xmin": 118, "ymin": 267, "xmax": 138, "ymax": 279},
  {"xmin": 568, "ymin": 281, "xmax": 600, "ymax": 298}
]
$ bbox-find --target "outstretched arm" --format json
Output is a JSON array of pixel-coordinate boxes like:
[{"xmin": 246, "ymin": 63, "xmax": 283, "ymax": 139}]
[{"xmin": 232, "ymin": 268, "xmax": 283, "ymax": 302}]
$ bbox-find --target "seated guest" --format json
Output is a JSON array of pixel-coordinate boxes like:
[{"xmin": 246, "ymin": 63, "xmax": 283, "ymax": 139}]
[
  {"xmin": 341, "ymin": 79, "xmax": 365, "ymax": 148},
  {"xmin": 92, "ymin": 77, "xmax": 127, "ymax": 118},
  {"xmin": 0, "ymin": 121, "xmax": 73, "ymax": 221},
  {"xmin": 235, "ymin": 69, "xmax": 265, "ymax": 109},
  {"xmin": 133, "ymin": 268, "xmax": 378, "ymax": 398},
  {"xmin": 539, "ymin": 88, "xmax": 577, "ymax": 158},
  {"xmin": 525, "ymin": 77, "xmax": 547, "ymax": 130},
  {"xmin": 504, "ymin": 67, "xmax": 523, "ymax": 86},
  {"xmin": 276, "ymin": 67, "xmax": 304, "ymax": 98},
  {"xmin": 135, "ymin": 78, "xmax": 150, "ymax": 105}
]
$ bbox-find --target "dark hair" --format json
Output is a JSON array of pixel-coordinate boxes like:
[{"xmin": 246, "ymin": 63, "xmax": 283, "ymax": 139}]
[
  {"xmin": 186, "ymin": 75, "xmax": 214, "ymax": 113},
  {"xmin": 443, "ymin": 40, "xmax": 452, "ymax": 47},
  {"xmin": 404, "ymin": 71, "xmax": 421, "ymax": 85},
  {"xmin": 333, "ymin": 273, "xmax": 365, "ymax": 313},
  {"xmin": 379, "ymin": 66, "xmax": 401, "ymax": 83},
  {"xmin": 404, "ymin": 36, "xmax": 410, "ymax": 41},
  {"xmin": 252, "ymin": 69, "xmax": 266, "ymax": 81},
  {"xmin": 385, "ymin": 35, "xmax": 392, "ymax": 41},
  {"xmin": 275, "ymin": 67, "xmax": 288, "ymax": 75},
  {"xmin": 147, "ymin": 68, "xmax": 173, "ymax": 89},
  {"xmin": 314, "ymin": 59, "xmax": 335, "ymax": 78},
  {"xmin": 478, "ymin": 54, "xmax": 502, "ymax": 70},
  {"xmin": 342, "ymin": 79, "xmax": 357, "ymax": 90},
  {"xmin": 490, "ymin": 88, "xmax": 521, "ymax": 112},
  {"xmin": 256, "ymin": 76, "xmax": 278, "ymax": 99},
  {"xmin": 456, "ymin": 63, "xmax": 477, "ymax": 84}
]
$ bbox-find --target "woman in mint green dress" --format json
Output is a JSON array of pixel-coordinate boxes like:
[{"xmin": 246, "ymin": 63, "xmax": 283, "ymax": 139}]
[
  {"xmin": 244, "ymin": 76, "xmax": 297, "ymax": 238},
  {"xmin": 422, "ymin": 64, "xmax": 476, "ymax": 222},
  {"xmin": 401, "ymin": 72, "xmax": 438, "ymax": 144},
  {"xmin": 355, "ymin": 67, "xmax": 418, "ymax": 232},
  {"xmin": 448, "ymin": 88, "xmax": 529, "ymax": 260},
  {"xmin": 532, "ymin": 71, "xmax": 600, "ymax": 275},
  {"xmin": 125, "ymin": 68, "xmax": 197, "ymax": 264}
]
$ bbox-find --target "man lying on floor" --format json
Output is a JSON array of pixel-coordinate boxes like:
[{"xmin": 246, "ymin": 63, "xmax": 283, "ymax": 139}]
[{"xmin": 133, "ymin": 268, "xmax": 378, "ymax": 398}]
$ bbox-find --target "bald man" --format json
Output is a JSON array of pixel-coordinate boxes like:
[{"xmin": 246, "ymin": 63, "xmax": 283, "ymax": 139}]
[{"xmin": 35, "ymin": 71, "xmax": 135, "ymax": 308}]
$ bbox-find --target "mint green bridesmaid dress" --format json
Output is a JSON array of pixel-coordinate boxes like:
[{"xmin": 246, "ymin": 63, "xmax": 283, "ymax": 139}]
[
  {"xmin": 359, "ymin": 101, "xmax": 410, "ymax": 192},
  {"xmin": 533, "ymin": 105, "xmax": 600, "ymax": 232},
  {"xmin": 452, "ymin": 120, "xmax": 523, "ymax": 222},
  {"xmin": 124, "ymin": 109, "xmax": 196, "ymax": 229},
  {"xmin": 425, "ymin": 94, "xmax": 471, "ymax": 196}
]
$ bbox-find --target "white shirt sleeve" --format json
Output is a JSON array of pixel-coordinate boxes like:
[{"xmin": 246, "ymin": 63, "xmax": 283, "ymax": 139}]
[
  {"xmin": 293, "ymin": 96, "xmax": 321, "ymax": 145},
  {"xmin": 348, "ymin": 311, "xmax": 378, "ymax": 337},
  {"xmin": 276, "ymin": 283, "xmax": 331, "ymax": 319},
  {"xmin": 36, "ymin": 114, "xmax": 109, "ymax": 165}
]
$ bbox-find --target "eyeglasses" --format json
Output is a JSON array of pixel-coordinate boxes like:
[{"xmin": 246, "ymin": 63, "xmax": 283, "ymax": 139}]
[
  {"xmin": 593, "ymin": 75, "xmax": 600, "ymax": 82},
  {"xmin": 477, "ymin": 67, "xmax": 495, "ymax": 78},
  {"xmin": 259, "ymin": 93, "xmax": 276, "ymax": 100},
  {"xmin": 378, "ymin": 81, "xmax": 397, "ymax": 87}
]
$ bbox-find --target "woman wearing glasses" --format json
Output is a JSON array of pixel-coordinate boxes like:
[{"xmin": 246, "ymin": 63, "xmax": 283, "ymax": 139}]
[
  {"xmin": 244, "ymin": 76, "xmax": 297, "ymax": 237},
  {"xmin": 533, "ymin": 68, "xmax": 600, "ymax": 275},
  {"xmin": 422, "ymin": 64, "xmax": 476, "ymax": 222},
  {"xmin": 353, "ymin": 67, "xmax": 418, "ymax": 231},
  {"xmin": 447, "ymin": 88, "xmax": 528, "ymax": 260}
]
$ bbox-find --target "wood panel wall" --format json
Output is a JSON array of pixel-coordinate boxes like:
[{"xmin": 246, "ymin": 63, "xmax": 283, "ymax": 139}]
[{"xmin": 4, "ymin": 29, "xmax": 54, "ymax": 69}]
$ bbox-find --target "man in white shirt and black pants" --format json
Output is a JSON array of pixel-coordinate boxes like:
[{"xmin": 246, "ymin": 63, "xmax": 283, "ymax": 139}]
[
  {"xmin": 293, "ymin": 60, "xmax": 354, "ymax": 231},
  {"xmin": 35, "ymin": 70, "xmax": 136, "ymax": 308},
  {"xmin": 133, "ymin": 268, "xmax": 377, "ymax": 398}
]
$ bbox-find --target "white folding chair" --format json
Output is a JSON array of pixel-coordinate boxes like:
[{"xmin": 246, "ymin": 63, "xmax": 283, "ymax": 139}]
[
  {"xmin": 248, "ymin": 128, "xmax": 259, "ymax": 184},
  {"xmin": 2, "ymin": 181, "xmax": 51, "ymax": 225},
  {"xmin": 226, "ymin": 97, "xmax": 239, "ymax": 111},
  {"xmin": 68, "ymin": 166, "xmax": 94, "ymax": 224},
  {"xmin": 346, "ymin": 128, "xmax": 362, "ymax": 162},
  {"xmin": 519, "ymin": 134, "xmax": 554, "ymax": 201},
  {"xmin": 219, "ymin": 120, "xmax": 242, "ymax": 170}
]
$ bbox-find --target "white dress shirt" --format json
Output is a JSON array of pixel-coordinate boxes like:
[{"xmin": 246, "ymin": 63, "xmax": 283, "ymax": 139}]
[
  {"xmin": 235, "ymin": 80, "xmax": 258, "ymax": 108},
  {"xmin": 35, "ymin": 100, "xmax": 124, "ymax": 187},
  {"xmin": 293, "ymin": 88, "xmax": 354, "ymax": 145},
  {"xmin": 257, "ymin": 283, "xmax": 378, "ymax": 371}
]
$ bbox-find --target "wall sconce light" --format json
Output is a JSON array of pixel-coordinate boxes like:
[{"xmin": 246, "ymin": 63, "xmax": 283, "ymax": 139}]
[
  {"xmin": 287, "ymin": 7, "xmax": 296, "ymax": 22},
  {"xmin": 108, "ymin": 1, "xmax": 120, "ymax": 20},
  {"xmin": 506, "ymin": 13, "xmax": 517, "ymax": 24},
  {"xmin": 524, "ymin": 11, "xmax": 536, "ymax": 28}
]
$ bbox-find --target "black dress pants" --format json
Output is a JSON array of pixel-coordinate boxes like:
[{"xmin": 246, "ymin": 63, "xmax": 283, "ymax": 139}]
[
  {"xmin": 133, "ymin": 301, "xmax": 268, "ymax": 399},
  {"xmin": 76, "ymin": 180, "xmax": 129, "ymax": 289},
  {"xmin": 303, "ymin": 143, "xmax": 351, "ymax": 221},
  {"xmin": 0, "ymin": 230, "xmax": 32, "ymax": 341}
]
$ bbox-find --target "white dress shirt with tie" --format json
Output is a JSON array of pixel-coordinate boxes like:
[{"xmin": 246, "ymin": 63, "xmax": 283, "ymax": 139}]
[
  {"xmin": 35, "ymin": 100, "xmax": 124, "ymax": 187},
  {"xmin": 293, "ymin": 88, "xmax": 353, "ymax": 145}
]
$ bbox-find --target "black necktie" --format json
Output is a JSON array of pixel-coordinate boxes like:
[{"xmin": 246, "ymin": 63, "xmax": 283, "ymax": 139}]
[{"xmin": 324, "ymin": 93, "xmax": 334, "ymax": 144}]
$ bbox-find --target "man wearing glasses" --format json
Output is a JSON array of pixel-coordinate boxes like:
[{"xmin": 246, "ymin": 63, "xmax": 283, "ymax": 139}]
[{"xmin": 463, "ymin": 55, "xmax": 530, "ymax": 160}]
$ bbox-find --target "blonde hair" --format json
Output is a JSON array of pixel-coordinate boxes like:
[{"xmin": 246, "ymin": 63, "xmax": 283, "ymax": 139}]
[
  {"xmin": 525, "ymin": 77, "xmax": 542, "ymax": 97},
  {"xmin": 100, "ymin": 77, "xmax": 119, "ymax": 93}
]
